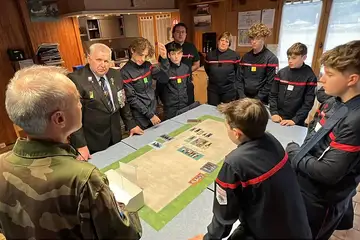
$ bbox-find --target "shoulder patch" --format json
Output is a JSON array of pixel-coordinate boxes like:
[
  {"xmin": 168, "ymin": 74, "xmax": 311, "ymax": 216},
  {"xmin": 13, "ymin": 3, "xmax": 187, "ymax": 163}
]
[{"xmin": 216, "ymin": 184, "xmax": 227, "ymax": 205}]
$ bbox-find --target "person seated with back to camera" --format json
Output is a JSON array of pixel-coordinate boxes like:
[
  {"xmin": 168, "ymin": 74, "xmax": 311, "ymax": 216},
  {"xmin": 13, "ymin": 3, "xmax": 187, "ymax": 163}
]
[{"xmin": 190, "ymin": 98, "xmax": 312, "ymax": 240}]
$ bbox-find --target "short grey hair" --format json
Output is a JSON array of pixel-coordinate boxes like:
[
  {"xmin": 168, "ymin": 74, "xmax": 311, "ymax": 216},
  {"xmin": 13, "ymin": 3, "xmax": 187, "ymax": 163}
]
[
  {"xmin": 89, "ymin": 43, "xmax": 111, "ymax": 57},
  {"xmin": 5, "ymin": 65, "xmax": 75, "ymax": 136}
]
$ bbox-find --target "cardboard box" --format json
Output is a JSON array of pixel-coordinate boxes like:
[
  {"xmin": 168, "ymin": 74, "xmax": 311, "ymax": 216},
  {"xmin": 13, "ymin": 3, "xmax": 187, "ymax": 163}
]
[{"xmin": 105, "ymin": 163, "xmax": 144, "ymax": 212}]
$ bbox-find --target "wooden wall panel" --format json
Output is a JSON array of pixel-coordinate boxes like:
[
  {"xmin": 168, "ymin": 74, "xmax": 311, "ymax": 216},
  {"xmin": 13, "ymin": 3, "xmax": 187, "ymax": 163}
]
[
  {"xmin": 17, "ymin": 0, "xmax": 85, "ymax": 71},
  {"xmin": 0, "ymin": 0, "xmax": 32, "ymax": 145},
  {"xmin": 227, "ymin": 0, "xmax": 281, "ymax": 56},
  {"xmin": 182, "ymin": 0, "xmax": 282, "ymax": 56}
]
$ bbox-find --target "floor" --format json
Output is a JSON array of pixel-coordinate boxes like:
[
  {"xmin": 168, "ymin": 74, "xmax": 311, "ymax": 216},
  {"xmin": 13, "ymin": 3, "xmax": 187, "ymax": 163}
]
[{"xmin": 331, "ymin": 184, "xmax": 360, "ymax": 240}]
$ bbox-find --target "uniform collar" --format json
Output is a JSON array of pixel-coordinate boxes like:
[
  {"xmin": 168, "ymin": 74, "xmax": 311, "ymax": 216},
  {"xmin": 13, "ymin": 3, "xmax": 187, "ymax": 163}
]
[
  {"xmin": 129, "ymin": 59, "xmax": 146, "ymax": 69},
  {"xmin": 170, "ymin": 61, "xmax": 181, "ymax": 68},
  {"xmin": 12, "ymin": 138, "xmax": 77, "ymax": 160},
  {"xmin": 251, "ymin": 46, "xmax": 267, "ymax": 55}
]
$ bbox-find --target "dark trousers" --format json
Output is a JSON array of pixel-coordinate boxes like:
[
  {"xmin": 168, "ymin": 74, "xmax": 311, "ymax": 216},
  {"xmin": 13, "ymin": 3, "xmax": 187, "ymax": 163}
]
[
  {"xmin": 187, "ymin": 81, "xmax": 195, "ymax": 105},
  {"xmin": 303, "ymin": 192, "xmax": 353, "ymax": 240},
  {"xmin": 207, "ymin": 89, "xmax": 237, "ymax": 106}
]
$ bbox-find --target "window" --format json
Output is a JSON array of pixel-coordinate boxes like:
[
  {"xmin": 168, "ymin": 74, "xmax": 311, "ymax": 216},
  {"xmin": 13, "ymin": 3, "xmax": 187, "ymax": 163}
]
[
  {"xmin": 323, "ymin": 0, "xmax": 360, "ymax": 51},
  {"xmin": 277, "ymin": 0, "xmax": 323, "ymax": 69}
]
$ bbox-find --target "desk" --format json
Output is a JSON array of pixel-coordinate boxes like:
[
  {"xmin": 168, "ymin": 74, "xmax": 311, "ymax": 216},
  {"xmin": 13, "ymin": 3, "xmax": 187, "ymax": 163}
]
[
  {"xmin": 122, "ymin": 120, "xmax": 184, "ymax": 150},
  {"xmin": 89, "ymin": 142, "xmax": 136, "ymax": 169},
  {"xmin": 170, "ymin": 104, "xmax": 222, "ymax": 125},
  {"xmin": 95, "ymin": 104, "xmax": 308, "ymax": 239}
]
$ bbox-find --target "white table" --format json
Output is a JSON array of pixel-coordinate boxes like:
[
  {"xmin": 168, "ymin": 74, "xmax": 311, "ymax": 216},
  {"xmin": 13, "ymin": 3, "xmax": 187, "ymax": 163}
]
[{"xmin": 92, "ymin": 104, "xmax": 308, "ymax": 239}]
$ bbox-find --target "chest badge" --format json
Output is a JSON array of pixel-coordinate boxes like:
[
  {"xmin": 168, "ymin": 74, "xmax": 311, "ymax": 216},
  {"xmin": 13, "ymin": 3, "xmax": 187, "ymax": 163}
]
[
  {"xmin": 177, "ymin": 78, "xmax": 182, "ymax": 84},
  {"xmin": 110, "ymin": 78, "xmax": 114, "ymax": 85},
  {"xmin": 89, "ymin": 91, "xmax": 94, "ymax": 99},
  {"xmin": 143, "ymin": 77, "xmax": 148, "ymax": 84},
  {"xmin": 251, "ymin": 66, "xmax": 257, "ymax": 72}
]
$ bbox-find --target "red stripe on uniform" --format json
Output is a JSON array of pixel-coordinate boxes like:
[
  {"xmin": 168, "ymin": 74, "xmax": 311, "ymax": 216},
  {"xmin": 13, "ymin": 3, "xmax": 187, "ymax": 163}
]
[
  {"xmin": 329, "ymin": 132, "xmax": 360, "ymax": 152},
  {"xmin": 239, "ymin": 63, "xmax": 278, "ymax": 68},
  {"xmin": 205, "ymin": 60, "xmax": 239, "ymax": 64},
  {"xmin": 274, "ymin": 77, "xmax": 317, "ymax": 86},
  {"xmin": 183, "ymin": 54, "xmax": 194, "ymax": 59},
  {"xmin": 319, "ymin": 117, "xmax": 326, "ymax": 126},
  {"xmin": 123, "ymin": 66, "xmax": 153, "ymax": 84},
  {"xmin": 215, "ymin": 153, "xmax": 289, "ymax": 189},
  {"xmin": 169, "ymin": 74, "xmax": 190, "ymax": 80}
]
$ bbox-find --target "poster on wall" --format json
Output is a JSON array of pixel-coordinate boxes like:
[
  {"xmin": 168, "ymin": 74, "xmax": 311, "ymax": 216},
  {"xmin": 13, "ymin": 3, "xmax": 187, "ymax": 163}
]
[
  {"xmin": 27, "ymin": 0, "xmax": 59, "ymax": 22},
  {"xmin": 238, "ymin": 30, "xmax": 251, "ymax": 47},
  {"xmin": 238, "ymin": 10, "xmax": 261, "ymax": 29},
  {"xmin": 194, "ymin": 15, "xmax": 212, "ymax": 31},
  {"xmin": 237, "ymin": 10, "xmax": 261, "ymax": 46},
  {"xmin": 194, "ymin": 4, "xmax": 211, "ymax": 31},
  {"xmin": 261, "ymin": 9, "xmax": 275, "ymax": 28}
]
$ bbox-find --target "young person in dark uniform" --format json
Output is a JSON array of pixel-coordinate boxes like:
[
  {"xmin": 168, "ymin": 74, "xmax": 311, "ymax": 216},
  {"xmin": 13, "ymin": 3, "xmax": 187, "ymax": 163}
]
[
  {"xmin": 269, "ymin": 43, "xmax": 317, "ymax": 126},
  {"xmin": 159, "ymin": 23, "xmax": 200, "ymax": 105},
  {"xmin": 121, "ymin": 38, "xmax": 169, "ymax": 129},
  {"xmin": 190, "ymin": 98, "xmax": 312, "ymax": 240},
  {"xmin": 158, "ymin": 42, "xmax": 190, "ymax": 119},
  {"xmin": 286, "ymin": 40, "xmax": 360, "ymax": 240},
  {"xmin": 68, "ymin": 43, "xmax": 144, "ymax": 160},
  {"xmin": 205, "ymin": 32, "xmax": 241, "ymax": 106},
  {"xmin": 238, "ymin": 23, "xmax": 279, "ymax": 104}
]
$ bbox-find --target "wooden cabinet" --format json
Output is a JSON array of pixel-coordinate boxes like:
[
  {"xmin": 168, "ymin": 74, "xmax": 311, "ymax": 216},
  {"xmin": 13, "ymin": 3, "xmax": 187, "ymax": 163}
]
[
  {"xmin": 192, "ymin": 67, "xmax": 208, "ymax": 104},
  {"xmin": 79, "ymin": 16, "xmax": 125, "ymax": 41}
]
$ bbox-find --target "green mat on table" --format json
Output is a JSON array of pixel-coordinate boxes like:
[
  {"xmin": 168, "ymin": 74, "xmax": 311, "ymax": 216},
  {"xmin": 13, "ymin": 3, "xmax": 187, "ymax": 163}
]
[{"xmin": 101, "ymin": 115, "xmax": 224, "ymax": 231}]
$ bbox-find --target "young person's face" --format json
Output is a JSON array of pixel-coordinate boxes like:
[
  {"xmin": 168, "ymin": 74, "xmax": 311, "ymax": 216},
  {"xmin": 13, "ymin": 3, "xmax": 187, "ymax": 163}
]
[
  {"xmin": 131, "ymin": 48, "xmax": 149, "ymax": 66},
  {"xmin": 173, "ymin": 26, "xmax": 187, "ymax": 44},
  {"xmin": 288, "ymin": 54, "xmax": 306, "ymax": 69},
  {"xmin": 250, "ymin": 36, "xmax": 265, "ymax": 52},
  {"xmin": 168, "ymin": 50, "xmax": 183, "ymax": 65},
  {"xmin": 218, "ymin": 38, "xmax": 230, "ymax": 52},
  {"xmin": 320, "ymin": 67, "xmax": 359, "ymax": 97},
  {"xmin": 225, "ymin": 121, "xmax": 241, "ymax": 145}
]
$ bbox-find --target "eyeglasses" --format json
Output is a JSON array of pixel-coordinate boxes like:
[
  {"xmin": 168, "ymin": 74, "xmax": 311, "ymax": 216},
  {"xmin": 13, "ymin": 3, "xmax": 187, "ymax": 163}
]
[{"xmin": 175, "ymin": 31, "xmax": 186, "ymax": 34}]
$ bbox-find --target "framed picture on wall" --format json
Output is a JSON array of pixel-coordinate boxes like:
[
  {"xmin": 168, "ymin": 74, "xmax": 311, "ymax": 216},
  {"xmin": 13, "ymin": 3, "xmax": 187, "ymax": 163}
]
[{"xmin": 27, "ymin": 0, "xmax": 59, "ymax": 22}]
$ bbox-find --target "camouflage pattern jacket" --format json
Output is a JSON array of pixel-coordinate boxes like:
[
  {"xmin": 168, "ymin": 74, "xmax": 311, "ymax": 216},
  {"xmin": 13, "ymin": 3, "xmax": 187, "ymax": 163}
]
[{"xmin": 0, "ymin": 139, "xmax": 141, "ymax": 240}]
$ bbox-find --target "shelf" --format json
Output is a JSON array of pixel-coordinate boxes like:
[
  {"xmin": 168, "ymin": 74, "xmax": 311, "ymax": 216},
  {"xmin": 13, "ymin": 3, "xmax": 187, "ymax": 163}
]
[
  {"xmin": 88, "ymin": 28, "xmax": 99, "ymax": 31},
  {"xmin": 89, "ymin": 36, "xmax": 125, "ymax": 41},
  {"xmin": 187, "ymin": 0, "xmax": 225, "ymax": 6}
]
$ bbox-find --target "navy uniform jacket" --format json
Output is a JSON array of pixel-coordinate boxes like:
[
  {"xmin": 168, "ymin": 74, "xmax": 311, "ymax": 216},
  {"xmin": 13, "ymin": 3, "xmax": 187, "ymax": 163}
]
[
  {"xmin": 68, "ymin": 65, "xmax": 136, "ymax": 153},
  {"xmin": 238, "ymin": 47, "xmax": 279, "ymax": 104},
  {"xmin": 205, "ymin": 133, "xmax": 312, "ymax": 240},
  {"xmin": 205, "ymin": 49, "xmax": 241, "ymax": 94},
  {"xmin": 287, "ymin": 95, "xmax": 360, "ymax": 216},
  {"xmin": 159, "ymin": 61, "xmax": 190, "ymax": 119},
  {"xmin": 120, "ymin": 59, "xmax": 169, "ymax": 129},
  {"xmin": 164, "ymin": 41, "xmax": 200, "ymax": 71},
  {"xmin": 269, "ymin": 64, "xmax": 317, "ymax": 125}
]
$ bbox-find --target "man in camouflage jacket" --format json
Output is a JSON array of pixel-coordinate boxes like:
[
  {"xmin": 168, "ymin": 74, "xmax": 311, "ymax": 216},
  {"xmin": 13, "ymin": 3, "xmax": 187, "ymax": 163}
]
[{"xmin": 0, "ymin": 65, "xmax": 141, "ymax": 240}]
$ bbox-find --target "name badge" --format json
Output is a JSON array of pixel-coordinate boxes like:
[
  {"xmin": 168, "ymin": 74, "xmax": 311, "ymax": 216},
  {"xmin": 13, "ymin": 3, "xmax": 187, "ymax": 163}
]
[
  {"xmin": 287, "ymin": 85, "xmax": 294, "ymax": 91},
  {"xmin": 251, "ymin": 66, "xmax": 256, "ymax": 72},
  {"xmin": 117, "ymin": 89, "xmax": 126, "ymax": 108},
  {"xmin": 177, "ymin": 78, "xmax": 182, "ymax": 84},
  {"xmin": 143, "ymin": 77, "xmax": 148, "ymax": 84},
  {"xmin": 314, "ymin": 122, "xmax": 322, "ymax": 132},
  {"xmin": 89, "ymin": 91, "xmax": 94, "ymax": 99}
]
